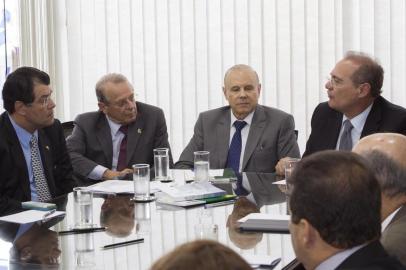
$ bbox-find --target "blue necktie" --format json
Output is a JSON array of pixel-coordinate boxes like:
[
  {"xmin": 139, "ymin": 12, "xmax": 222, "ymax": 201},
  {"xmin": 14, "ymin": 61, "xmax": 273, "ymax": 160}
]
[
  {"xmin": 339, "ymin": 120, "xmax": 353, "ymax": 151},
  {"xmin": 226, "ymin": 121, "xmax": 247, "ymax": 173}
]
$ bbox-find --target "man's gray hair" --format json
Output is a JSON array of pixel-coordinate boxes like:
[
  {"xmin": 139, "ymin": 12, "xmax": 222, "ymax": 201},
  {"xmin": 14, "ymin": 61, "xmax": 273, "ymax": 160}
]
[
  {"xmin": 361, "ymin": 150, "xmax": 406, "ymax": 198},
  {"xmin": 223, "ymin": 64, "xmax": 260, "ymax": 86},
  {"xmin": 95, "ymin": 73, "xmax": 132, "ymax": 103}
]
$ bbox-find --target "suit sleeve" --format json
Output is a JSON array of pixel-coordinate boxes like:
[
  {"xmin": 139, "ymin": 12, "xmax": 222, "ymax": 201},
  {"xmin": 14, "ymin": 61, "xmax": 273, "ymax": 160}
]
[
  {"xmin": 174, "ymin": 113, "xmax": 204, "ymax": 169},
  {"xmin": 153, "ymin": 109, "xmax": 174, "ymax": 168},
  {"xmin": 302, "ymin": 104, "xmax": 321, "ymax": 157},
  {"xmin": 0, "ymin": 144, "xmax": 24, "ymax": 215},
  {"xmin": 66, "ymin": 116, "xmax": 101, "ymax": 178},
  {"xmin": 277, "ymin": 114, "xmax": 300, "ymax": 159},
  {"xmin": 52, "ymin": 121, "xmax": 76, "ymax": 194}
]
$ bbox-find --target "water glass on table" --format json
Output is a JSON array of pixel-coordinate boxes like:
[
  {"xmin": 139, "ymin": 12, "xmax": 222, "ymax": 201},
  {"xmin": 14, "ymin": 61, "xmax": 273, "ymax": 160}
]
[
  {"xmin": 194, "ymin": 151, "xmax": 210, "ymax": 182},
  {"xmin": 285, "ymin": 158, "xmax": 301, "ymax": 193},
  {"xmin": 153, "ymin": 148, "xmax": 170, "ymax": 182},
  {"xmin": 132, "ymin": 164, "xmax": 151, "ymax": 201},
  {"xmin": 73, "ymin": 187, "xmax": 93, "ymax": 228}
]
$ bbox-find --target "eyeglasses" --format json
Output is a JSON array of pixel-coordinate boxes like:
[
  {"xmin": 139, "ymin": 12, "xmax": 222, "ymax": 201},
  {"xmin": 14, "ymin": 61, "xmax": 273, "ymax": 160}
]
[
  {"xmin": 326, "ymin": 76, "xmax": 343, "ymax": 88},
  {"xmin": 26, "ymin": 93, "xmax": 53, "ymax": 108}
]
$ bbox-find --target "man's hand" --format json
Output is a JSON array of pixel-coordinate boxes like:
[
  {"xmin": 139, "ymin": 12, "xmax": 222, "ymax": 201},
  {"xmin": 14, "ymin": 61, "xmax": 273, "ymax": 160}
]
[
  {"xmin": 275, "ymin": 157, "xmax": 291, "ymax": 176},
  {"xmin": 102, "ymin": 168, "xmax": 133, "ymax": 180}
]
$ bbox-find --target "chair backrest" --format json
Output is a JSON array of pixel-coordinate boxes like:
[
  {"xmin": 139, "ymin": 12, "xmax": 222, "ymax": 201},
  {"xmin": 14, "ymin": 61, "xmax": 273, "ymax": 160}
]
[{"xmin": 61, "ymin": 121, "xmax": 74, "ymax": 139}]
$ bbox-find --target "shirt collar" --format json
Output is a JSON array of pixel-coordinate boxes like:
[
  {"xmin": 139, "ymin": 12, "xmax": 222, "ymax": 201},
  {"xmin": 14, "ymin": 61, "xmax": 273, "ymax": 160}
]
[
  {"xmin": 382, "ymin": 206, "xmax": 402, "ymax": 231},
  {"xmin": 230, "ymin": 109, "xmax": 255, "ymax": 127},
  {"xmin": 105, "ymin": 115, "xmax": 123, "ymax": 136},
  {"xmin": 342, "ymin": 103, "xmax": 373, "ymax": 133},
  {"xmin": 8, "ymin": 113, "xmax": 38, "ymax": 147},
  {"xmin": 315, "ymin": 243, "xmax": 367, "ymax": 270}
]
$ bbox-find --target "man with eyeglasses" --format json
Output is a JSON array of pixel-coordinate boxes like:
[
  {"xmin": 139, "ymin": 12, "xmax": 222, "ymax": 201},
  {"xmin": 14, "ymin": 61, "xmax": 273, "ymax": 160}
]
[
  {"xmin": 0, "ymin": 67, "xmax": 76, "ymax": 215},
  {"xmin": 275, "ymin": 51, "xmax": 406, "ymax": 174},
  {"xmin": 66, "ymin": 73, "xmax": 172, "ymax": 184}
]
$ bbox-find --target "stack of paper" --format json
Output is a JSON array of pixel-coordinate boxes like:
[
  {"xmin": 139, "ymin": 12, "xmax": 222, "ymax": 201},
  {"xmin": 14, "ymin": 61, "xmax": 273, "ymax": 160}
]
[
  {"xmin": 238, "ymin": 213, "xmax": 290, "ymax": 233},
  {"xmin": 86, "ymin": 180, "xmax": 163, "ymax": 194},
  {"xmin": 0, "ymin": 210, "xmax": 65, "ymax": 224},
  {"xmin": 159, "ymin": 181, "xmax": 226, "ymax": 201}
]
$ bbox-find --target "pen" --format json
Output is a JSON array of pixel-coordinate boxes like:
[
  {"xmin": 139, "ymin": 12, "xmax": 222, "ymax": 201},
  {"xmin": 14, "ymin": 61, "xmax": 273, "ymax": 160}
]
[
  {"xmin": 102, "ymin": 238, "xmax": 144, "ymax": 250},
  {"xmin": 204, "ymin": 200, "xmax": 236, "ymax": 208},
  {"xmin": 42, "ymin": 209, "xmax": 56, "ymax": 219},
  {"xmin": 58, "ymin": 227, "xmax": 106, "ymax": 236}
]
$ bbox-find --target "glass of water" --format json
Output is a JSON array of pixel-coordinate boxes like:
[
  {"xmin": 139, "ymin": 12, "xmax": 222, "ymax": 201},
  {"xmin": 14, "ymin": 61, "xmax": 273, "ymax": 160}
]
[
  {"xmin": 285, "ymin": 158, "xmax": 301, "ymax": 194},
  {"xmin": 73, "ymin": 187, "xmax": 93, "ymax": 228},
  {"xmin": 194, "ymin": 151, "xmax": 210, "ymax": 182},
  {"xmin": 153, "ymin": 148, "xmax": 170, "ymax": 182},
  {"xmin": 132, "ymin": 164, "xmax": 151, "ymax": 201}
]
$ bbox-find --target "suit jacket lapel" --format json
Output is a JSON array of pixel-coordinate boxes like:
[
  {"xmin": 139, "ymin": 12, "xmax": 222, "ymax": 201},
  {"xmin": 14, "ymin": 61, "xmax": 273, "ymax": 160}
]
[
  {"xmin": 327, "ymin": 110, "xmax": 343, "ymax": 149},
  {"xmin": 389, "ymin": 204, "xmax": 406, "ymax": 226},
  {"xmin": 5, "ymin": 120, "xmax": 31, "ymax": 198},
  {"xmin": 126, "ymin": 113, "xmax": 145, "ymax": 166},
  {"xmin": 241, "ymin": 106, "xmax": 266, "ymax": 170},
  {"xmin": 96, "ymin": 116, "xmax": 114, "ymax": 168},
  {"xmin": 38, "ymin": 129, "xmax": 55, "ymax": 195},
  {"xmin": 215, "ymin": 110, "xmax": 231, "ymax": 168},
  {"xmin": 361, "ymin": 98, "xmax": 382, "ymax": 137}
]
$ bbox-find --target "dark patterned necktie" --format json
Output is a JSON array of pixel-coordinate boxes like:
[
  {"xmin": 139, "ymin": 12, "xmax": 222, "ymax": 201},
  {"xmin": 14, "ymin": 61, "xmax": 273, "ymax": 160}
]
[
  {"xmin": 339, "ymin": 120, "xmax": 354, "ymax": 151},
  {"xmin": 226, "ymin": 121, "xmax": 247, "ymax": 173},
  {"xmin": 30, "ymin": 135, "xmax": 52, "ymax": 202},
  {"xmin": 117, "ymin": 125, "xmax": 128, "ymax": 171}
]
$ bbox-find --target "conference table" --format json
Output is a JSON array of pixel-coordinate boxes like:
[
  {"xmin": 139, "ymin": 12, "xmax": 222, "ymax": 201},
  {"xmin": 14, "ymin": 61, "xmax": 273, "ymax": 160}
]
[{"xmin": 0, "ymin": 171, "xmax": 296, "ymax": 270}]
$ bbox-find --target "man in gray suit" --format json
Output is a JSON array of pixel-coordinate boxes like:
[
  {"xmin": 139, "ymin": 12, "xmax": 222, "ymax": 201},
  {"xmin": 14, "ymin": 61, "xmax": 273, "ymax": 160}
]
[
  {"xmin": 175, "ymin": 64, "xmax": 300, "ymax": 173},
  {"xmin": 66, "ymin": 73, "xmax": 172, "ymax": 184},
  {"xmin": 353, "ymin": 133, "xmax": 406, "ymax": 266}
]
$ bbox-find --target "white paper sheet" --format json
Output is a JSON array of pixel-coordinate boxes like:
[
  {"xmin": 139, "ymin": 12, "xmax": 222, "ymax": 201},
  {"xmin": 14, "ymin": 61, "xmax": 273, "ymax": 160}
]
[
  {"xmin": 86, "ymin": 180, "xmax": 163, "ymax": 194},
  {"xmin": 238, "ymin": 213, "xmax": 290, "ymax": 223},
  {"xmin": 0, "ymin": 210, "xmax": 65, "ymax": 224},
  {"xmin": 272, "ymin": 179, "xmax": 286, "ymax": 185},
  {"xmin": 242, "ymin": 254, "xmax": 280, "ymax": 266}
]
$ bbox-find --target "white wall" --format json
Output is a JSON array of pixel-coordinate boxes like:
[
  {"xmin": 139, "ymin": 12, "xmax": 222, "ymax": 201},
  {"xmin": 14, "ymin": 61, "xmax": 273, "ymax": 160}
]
[{"xmin": 20, "ymin": 0, "xmax": 406, "ymax": 159}]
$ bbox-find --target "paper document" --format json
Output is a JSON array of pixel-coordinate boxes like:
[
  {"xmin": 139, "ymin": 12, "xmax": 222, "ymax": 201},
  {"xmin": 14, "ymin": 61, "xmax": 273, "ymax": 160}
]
[
  {"xmin": 0, "ymin": 210, "xmax": 65, "ymax": 224},
  {"xmin": 242, "ymin": 254, "xmax": 280, "ymax": 267},
  {"xmin": 86, "ymin": 180, "xmax": 163, "ymax": 194},
  {"xmin": 183, "ymin": 169, "xmax": 224, "ymax": 180},
  {"xmin": 160, "ymin": 181, "xmax": 226, "ymax": 201},
  {"xmin": 238, "ymin": 213, "xmax": 290, "ymax": 233},
  {"xmin": 272, "ymin": 179, "xmax": 286, "ymax": 185}
]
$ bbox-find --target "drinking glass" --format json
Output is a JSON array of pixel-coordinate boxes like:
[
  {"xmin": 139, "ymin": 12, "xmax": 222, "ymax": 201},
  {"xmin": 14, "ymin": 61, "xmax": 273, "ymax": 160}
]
[
  {"xmin": 153, "ymin": 148, "xmax": 170, "ymax": 182},
  {"xmin": 73, "ymin": 187, "xmax": 93, "ymax": 228},
  {"xmin": 133, "ymin": 164, "xmax": 151, "ymax": 201},
  {"xmin": 194, "ymin": 151, "xmax": 210, "ymax": 182}
]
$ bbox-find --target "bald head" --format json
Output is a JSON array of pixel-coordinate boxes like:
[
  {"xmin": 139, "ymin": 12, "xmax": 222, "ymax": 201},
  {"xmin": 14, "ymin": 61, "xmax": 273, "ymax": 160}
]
[{"xmin": 353, "ymin": 133, "xmax": 406, "ymax": 169}]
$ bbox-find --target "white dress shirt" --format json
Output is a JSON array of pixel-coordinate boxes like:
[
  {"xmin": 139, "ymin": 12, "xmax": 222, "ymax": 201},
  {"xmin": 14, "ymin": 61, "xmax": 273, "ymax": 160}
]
[
  {"xmin": 315, "ymin": 243, "xmax": 366, "ymax": 270},
  {"xmin": 229, "ymin": 110, "xmax": 255, "ymax": 172},
  {"xmin": 88, "ymin": 116, "xmax": 126, "ymax": 180}
]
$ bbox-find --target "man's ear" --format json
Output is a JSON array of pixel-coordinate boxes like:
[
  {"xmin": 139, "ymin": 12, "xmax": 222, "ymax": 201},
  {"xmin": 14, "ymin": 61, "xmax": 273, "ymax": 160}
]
[
  {"xmin": 14, "ymin": 101, "xmax": 27, "ymax": 116},
  {"xmin": 358, "ymin": 83, "xmax": 371, "ymax": 98},
  {"xmin": 98, "ymin": 102, "xmax": 107, "ymax": 113},
  {"xmin": 299, "ymin": 219, "xmax": 317, "ymax": 248}
]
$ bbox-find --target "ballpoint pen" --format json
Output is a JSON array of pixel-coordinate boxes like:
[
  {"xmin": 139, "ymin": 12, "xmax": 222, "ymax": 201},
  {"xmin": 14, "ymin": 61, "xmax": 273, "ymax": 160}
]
[
  {"xmin": 42, "ymin": 209, "xmax": 56, "ymax": 219},
  {"xmin": 102, "ymin": 238, "xmax": 144, "ymax": 250},
  {"xmin": 58, "ymin": 227, "xmax": 106, "ymax": 236}
]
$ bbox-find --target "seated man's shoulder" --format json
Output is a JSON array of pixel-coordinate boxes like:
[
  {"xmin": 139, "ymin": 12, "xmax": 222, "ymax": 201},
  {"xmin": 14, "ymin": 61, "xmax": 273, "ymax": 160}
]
[
  {"xmin": 378, "ymin": 96, "xmax": 406, "ymax": 115},
  {"xmin": 74, "ymin": 111, "xmax": 102, "ymax": 123}
]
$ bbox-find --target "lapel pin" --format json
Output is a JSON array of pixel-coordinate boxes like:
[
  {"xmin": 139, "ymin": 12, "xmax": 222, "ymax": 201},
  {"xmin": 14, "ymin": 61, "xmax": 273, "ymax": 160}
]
[
  {"xmin": 45, "ymin": 146, "xmax": 50, "ymax": 151},
  {"xmin": 137, "ymin": 128, "xmax": 142, "ymax": 134}
]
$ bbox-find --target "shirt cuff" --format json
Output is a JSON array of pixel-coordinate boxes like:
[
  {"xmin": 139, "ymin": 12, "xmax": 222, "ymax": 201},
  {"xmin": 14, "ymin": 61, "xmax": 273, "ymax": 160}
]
[{"xmin": 88, "ymin": 165, "xmax": 108, "ymax": 180}]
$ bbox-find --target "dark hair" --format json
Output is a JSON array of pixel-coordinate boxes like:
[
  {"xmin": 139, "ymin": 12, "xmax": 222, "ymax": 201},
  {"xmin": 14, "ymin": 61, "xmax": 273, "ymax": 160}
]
[
  {"xmin": 344, "ymin": 51, "xmax": 384, "ymax": 97},
  {"xmin": 361, "ymin": 150, "xmax": 406, "ymax": 198},
  {"xmin": 150, "ymin": 240, "xmax": 251, "ymax": 270},
  {"xmin": 2, "ymin": 67, "xmax": 50, "ymax": 113},
  {"xmin": 289, "ymin": 150, "xmax": 381, "ymax": 249}
]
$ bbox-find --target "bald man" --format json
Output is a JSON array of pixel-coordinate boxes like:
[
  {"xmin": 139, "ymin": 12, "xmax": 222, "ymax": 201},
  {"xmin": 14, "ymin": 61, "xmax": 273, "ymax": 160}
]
[
  {"xmin": 175, "ymin": 64, "xmax": 300, "ymax": 173},
  {"xmin": 353, "ymin": 133, "xmax": 406, "ymax": 266}
]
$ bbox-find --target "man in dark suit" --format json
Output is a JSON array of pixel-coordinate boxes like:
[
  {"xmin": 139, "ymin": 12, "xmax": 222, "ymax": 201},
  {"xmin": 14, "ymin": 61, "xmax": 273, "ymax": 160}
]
[
  {"xmin": 66, "ymin": 73, "xmax": 172, "ymax": 184},
  {"xmin": 0, "ymin": 67, "xmax": 75, "ymax": 215},
  {"xmin": 289, "ymin": 151, "xmax": 404, "ymax": 270},
  {"xmin": 275, "ymin": 51, "xmax": 406, "ymax": 175},
  {"xmin": 353, "ymin": 133, "xmax": 406, "ymax": 266},
  {"xmin": 303, "ymin": 51, "xmax": 406, "ymax": 156},
  {"xmin": 175, "ymin": 64, "xmax": 300, "ymax": 173}
]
